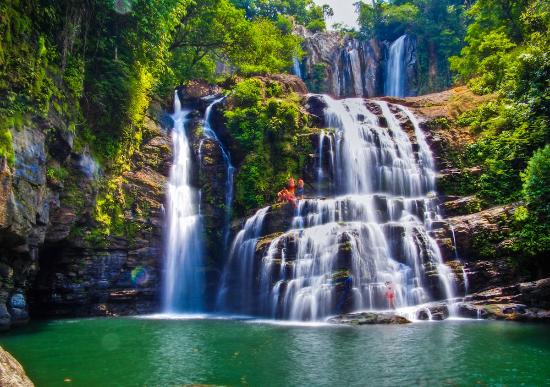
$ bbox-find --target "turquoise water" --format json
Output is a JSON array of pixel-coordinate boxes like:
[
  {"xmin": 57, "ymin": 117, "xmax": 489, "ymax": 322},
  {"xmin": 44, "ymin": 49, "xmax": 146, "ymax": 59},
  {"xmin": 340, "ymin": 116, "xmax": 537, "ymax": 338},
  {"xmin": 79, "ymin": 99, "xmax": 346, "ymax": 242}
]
[{"xmin": 1, "ymin": 317, "xmax": 549, "ymax": 386}]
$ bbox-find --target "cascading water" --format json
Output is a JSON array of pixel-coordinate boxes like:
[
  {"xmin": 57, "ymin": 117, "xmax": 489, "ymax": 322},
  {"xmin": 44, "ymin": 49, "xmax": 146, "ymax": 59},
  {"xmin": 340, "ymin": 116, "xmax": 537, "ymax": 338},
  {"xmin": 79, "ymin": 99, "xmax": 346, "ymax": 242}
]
[
  {"xmin": 338, "ymin": 43, "xmax": 364, "ymax": 97},
  {"xmin": 221, "ymin": 95, "xmax": 456, "ymax": 320},
  {"xmin": 292, "ymin": 57, "xmax": 303, "ymax": 79},
  {"xmin": 200, "ymin": 96, "xmax": 235, "ymax": 251},
  {"xmin": 216, "ymin": 207, "xmax": 269, "ymax": 313},
  {"xmin": 349, "ymin": 47, "xmax": 363, "ymax": 97},
  {"xmin": 385, "ymin": 35, "xmax": 407, "ymax": 97},
  {"xmin": 163, "ymin": 91, "xmax": 204, "ymax": 313}
]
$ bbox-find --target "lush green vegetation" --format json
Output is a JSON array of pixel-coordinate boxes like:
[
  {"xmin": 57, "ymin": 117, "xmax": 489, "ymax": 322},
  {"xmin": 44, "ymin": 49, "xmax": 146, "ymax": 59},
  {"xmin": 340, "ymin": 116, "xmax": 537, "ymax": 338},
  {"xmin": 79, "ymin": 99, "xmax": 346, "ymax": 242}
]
[
  {"xmin": 225, "ymin": 78, "xmax": 313, "ymax": 215},
  {"xmin": 446, "ymin": 0, "xmax": 549, "ymax": 272},
  {"xmin": 356, "ymin": 0, "xmax": 467, "ymax": 93},
  {"xmin": 0, "ymin": 0, "xmax": 303, "ymax": 238},
  {"xmin": 1, "ymin": 0, "xmax": 548, "ymax": 272},
  {"xmin": 230, "ymin": 0, "xmax": 332, "ymax": 32}
]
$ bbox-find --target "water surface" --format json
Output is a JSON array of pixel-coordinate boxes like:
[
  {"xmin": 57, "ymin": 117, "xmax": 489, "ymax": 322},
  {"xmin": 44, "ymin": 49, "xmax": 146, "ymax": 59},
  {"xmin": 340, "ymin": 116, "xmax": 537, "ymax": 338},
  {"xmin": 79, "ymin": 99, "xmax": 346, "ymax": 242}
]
[{"xmin": 1, "ymin": 317, "xmax": 549, "ymax": 386}]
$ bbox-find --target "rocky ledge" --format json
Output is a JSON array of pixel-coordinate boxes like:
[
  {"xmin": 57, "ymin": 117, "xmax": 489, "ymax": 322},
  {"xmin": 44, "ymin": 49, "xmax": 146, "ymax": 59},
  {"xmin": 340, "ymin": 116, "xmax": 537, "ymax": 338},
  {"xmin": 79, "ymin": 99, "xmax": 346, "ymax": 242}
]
[
  {"xmin": 0, "ymin": 346, "xmax": 34, "ymax": 387},
  {"xmin": 456, "ymin": 278, "xmax": 550, "ymax": 322},
  {"xmin": 328, "ymin": 312, "xmax": 411, "ymax": 325}
]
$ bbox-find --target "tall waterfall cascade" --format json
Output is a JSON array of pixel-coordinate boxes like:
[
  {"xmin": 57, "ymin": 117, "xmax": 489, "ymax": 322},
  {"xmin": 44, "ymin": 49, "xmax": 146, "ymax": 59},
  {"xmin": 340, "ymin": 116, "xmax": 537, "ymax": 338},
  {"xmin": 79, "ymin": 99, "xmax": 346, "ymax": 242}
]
[
  {"xmin": 219, "ymin": 95, "xmax": 456, "ymax": 320},
  {"xmin": 162, "ymin": 92, "xmax": 205, "ymax": 313},
  {"xmin": 385, "ymin": 35, "xmax": 407, "ymax": 97}
]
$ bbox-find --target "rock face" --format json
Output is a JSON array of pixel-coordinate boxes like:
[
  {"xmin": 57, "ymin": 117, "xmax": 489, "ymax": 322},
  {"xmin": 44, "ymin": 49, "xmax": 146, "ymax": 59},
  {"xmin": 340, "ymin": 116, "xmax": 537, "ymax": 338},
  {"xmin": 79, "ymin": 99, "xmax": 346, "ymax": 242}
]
[
  {"xmin": 0, "ymin": 346, "xmax": 34, "ymax": 387},
  {"xmin": 328, "ymin": 312, "xmax": 411, "ymax": 325},
  {"xmin": 403, "ymin": 35, "xmax": 419, "ymax": 97},
  {"xmin": 1, "ymin": 124, "xmax": 51, "ymax": 330},
  {"xmin": 296, "ymin": 26, "xmax": 391, "ymax": 98},
  {"xmin": 30, "ymin": 113, "xmax": 172, "ymax": 318},
  {"xmin": 0, "ymin": 102, "xmax": 175, "ymax": 328},
  {"xmin": 455, "ymin": 278, "xmax": 550, "ymax": 322}
]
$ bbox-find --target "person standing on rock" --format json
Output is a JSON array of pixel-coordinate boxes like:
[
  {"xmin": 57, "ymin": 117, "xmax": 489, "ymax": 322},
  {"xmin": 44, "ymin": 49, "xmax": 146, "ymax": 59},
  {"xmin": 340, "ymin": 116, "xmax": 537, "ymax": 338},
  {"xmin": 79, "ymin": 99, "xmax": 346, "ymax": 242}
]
[
  {"xmin": 385, "ymin": 281, "xmax": 396, "ymax": 310},
  {"xmin": 296, "ymin": 178, "xmax": 305, "ymax": 200},
  {"xmin": 288, "ymin": 177, "xmax": 296, "ymax": 196}
]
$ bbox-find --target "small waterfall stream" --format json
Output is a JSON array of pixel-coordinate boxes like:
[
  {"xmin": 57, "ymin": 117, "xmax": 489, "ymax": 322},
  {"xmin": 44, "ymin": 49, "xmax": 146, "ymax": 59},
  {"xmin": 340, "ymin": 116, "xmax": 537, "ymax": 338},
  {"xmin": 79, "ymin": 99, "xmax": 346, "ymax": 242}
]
[
  {"xmin": 348, "ymin": 47, "xmax": 363, "ymax": 97},
  {"xmin": 385, "ymin": 35, "xmax": 407, "ymax": 97},
  {"xmin": 163, "ymin": 92, "xmax": 204, "ymax": 313},
  {"xmin": 201, "ymin": 96, "xmax": 235, "ymax": 251},
  {"xmin": 220, "ymin": 95, "xmax": 455, "ymax": 320},
  {"xmin": 293, "ymin": 57, "xmax": 302, "ymax": 79}
]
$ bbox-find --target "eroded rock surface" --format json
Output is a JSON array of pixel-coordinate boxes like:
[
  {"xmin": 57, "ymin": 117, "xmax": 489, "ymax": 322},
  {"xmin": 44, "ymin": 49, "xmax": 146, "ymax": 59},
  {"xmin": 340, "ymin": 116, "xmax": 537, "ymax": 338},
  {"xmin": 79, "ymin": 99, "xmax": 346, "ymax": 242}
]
[
  {"xmin": 328, "ymin": 312, "xmax": 411, "ymax": 325},
  {"xmin": 0, "ymin": 347, "xmax": 34, "ymax": 387}
]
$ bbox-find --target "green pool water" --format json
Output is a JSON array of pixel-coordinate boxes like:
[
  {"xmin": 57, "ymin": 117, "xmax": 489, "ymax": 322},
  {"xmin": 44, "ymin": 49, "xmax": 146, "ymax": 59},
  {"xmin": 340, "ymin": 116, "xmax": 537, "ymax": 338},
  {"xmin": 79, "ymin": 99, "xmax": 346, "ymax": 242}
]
[{"xmin": 1, "ymin": 316, "xmax": 549, "ymax": 386}]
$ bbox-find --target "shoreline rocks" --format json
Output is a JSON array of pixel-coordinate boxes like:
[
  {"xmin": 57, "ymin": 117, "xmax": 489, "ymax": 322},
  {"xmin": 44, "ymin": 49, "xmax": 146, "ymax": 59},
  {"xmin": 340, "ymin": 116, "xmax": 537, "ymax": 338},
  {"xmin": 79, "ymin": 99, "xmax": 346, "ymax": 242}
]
[
  {"xmin": 328, "ymin": 312, "xmax": 411, "ymax": 325},
  {"xmin": 0, "ymin": 346, "xmax": 34, "ymax": 387}
]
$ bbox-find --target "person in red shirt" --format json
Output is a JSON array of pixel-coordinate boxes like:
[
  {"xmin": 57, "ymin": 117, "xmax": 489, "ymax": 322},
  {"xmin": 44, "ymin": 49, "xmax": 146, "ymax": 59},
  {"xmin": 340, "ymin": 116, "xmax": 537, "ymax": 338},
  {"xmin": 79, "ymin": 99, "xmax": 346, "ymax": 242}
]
[
  {"xmin": 288, "ymin": 177, "xmax": 296, "ymax": 196},
  {"xmin": 385, "ymin": 281, "xmax": 396, "ymax": 310}
]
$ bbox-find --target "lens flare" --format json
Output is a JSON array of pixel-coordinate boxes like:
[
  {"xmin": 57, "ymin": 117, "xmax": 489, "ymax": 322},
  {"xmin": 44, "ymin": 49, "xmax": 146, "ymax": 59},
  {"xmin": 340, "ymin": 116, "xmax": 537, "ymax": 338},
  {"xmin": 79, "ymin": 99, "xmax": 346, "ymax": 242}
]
[{"xmin": 131, "ymin": 266, "xmax": 149, "ymax": 286}]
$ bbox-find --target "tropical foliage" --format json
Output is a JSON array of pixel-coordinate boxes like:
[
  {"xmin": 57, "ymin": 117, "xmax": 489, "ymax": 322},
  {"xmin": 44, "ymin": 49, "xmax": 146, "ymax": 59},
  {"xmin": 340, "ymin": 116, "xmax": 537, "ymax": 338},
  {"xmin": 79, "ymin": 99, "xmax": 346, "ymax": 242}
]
[{"xmin": 448, "ymin": 0, "xmax": 550, "ymax": 271}]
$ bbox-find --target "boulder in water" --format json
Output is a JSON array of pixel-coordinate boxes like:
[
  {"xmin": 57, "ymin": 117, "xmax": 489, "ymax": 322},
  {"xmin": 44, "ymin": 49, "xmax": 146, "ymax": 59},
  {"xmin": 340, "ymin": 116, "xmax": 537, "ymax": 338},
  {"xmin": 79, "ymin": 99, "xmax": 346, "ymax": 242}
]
[{"xmin": 328, "ymin": 312, "xmax": 411, "ymax": 325}]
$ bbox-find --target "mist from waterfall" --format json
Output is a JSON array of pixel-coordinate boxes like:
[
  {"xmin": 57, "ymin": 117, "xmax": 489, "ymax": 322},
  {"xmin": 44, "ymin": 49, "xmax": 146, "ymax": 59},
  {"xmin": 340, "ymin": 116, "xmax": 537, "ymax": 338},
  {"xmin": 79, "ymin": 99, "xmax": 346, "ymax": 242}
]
[
  {"xmin": 162, "ymin": 91, "xmax": 204, "ymax": 313},
  {"xmin": 220, "ymin": 95, "xmax": 455, "ymax": 320},
  {"xmin": 385, "ymin": 35, "xmax": 407, "ymax": 97}
]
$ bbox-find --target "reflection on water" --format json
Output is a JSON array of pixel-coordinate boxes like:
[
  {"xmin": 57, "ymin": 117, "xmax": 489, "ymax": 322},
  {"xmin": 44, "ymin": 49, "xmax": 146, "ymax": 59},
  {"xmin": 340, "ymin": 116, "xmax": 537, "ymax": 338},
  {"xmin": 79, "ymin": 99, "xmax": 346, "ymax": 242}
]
[{"xmin": 1, "ymin": 318, "xmax": 549, "ymax": 386}]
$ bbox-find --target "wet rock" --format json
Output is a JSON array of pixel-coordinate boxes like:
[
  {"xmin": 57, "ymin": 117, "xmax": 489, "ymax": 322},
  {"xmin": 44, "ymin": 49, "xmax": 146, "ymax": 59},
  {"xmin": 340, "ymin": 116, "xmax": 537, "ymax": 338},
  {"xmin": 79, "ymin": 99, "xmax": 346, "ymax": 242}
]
[
  {"xmin": 176, "ymin": 80, "xmax": 222, "ymax": 109},
  {"xmin": 416, "ymin": 309, "xmax": 430, "ymax": 321},
  {"xmin": 455, "ymin": 278, "xmax": 550, "ymax": 321},
  {"xmin": 0, "ymin": 304, "xmax": 11, "ymax": 331},
  {"xmin": 518, "ymin": 278, "xmax": 550, "ymax": 309},
  {"xmin": 47, "ymin": 128, "xmax": 74, "ymax": 162},
  {"xmin": 295, "ymin": 25, "xmax": 344, "ymax": 96},
  {"xmin": 0, "ymin": 346, "xmax": 34, "ymax": 387},
  {"xmin": 426, "ymin": 302, "xmax": 450, "ymax": 320},
  {"xmin": 306, "ymin": 95, "xmax": 328, "ymax": 126},
  {"xmin": 254, "ymin": 74, "xmax": 308, "ymax": 95},
  {"xmin": 328, "ymin": 312, "xmax": 411, "ymax": 325},
  {"xmin": 403, "ymin": 35, "xmax": 418, "ymax": 97},
  {"xmin": 440, "ymin": 196, "xmax": 482, "ymax": 217},
  {"xmin": 456, "ymin": 302, "xmax": 488, "ymax": 319}
]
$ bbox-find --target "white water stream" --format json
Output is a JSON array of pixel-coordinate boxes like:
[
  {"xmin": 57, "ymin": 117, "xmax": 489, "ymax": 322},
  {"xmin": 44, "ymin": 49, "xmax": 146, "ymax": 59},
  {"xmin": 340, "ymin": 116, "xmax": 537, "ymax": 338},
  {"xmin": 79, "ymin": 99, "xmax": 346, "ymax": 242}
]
[
  {"xmin": 385, "ymin": 35, "xmax": 407, "ymax": 97},
  {"xmin": 163, "ymin": 92, "xmax": 204, "ymax": 312}
]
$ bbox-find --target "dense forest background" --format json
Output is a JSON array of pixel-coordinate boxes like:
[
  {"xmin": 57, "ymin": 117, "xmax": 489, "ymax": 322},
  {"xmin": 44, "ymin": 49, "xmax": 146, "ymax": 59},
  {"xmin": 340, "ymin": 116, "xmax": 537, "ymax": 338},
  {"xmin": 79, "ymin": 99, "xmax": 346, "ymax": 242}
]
[{"xmin": 0, "ymin": 0, "xmax": 548, "ymax": 272}]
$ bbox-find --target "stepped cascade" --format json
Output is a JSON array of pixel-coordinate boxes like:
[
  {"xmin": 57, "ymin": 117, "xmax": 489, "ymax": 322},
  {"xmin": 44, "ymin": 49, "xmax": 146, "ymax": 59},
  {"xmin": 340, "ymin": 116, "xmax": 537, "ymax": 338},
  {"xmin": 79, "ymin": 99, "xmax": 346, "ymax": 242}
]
[
  {"xmin": 162, "ymin": 92, "xmax": 205, "ymax": 313},
  {"xmin": 218, "ymin": 95, "xmax": 456, "ymax": 320}
]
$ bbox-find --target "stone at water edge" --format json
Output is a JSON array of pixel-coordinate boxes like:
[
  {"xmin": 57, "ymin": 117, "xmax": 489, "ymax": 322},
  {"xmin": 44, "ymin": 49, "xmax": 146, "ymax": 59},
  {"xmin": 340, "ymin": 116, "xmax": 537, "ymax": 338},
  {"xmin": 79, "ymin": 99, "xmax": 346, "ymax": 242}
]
[
  {"xmin": 0, "ymin": 346, "xmax": 34, "ymax": 387},
  {"xmin": 328, "ymin": 312, "xmax": 411, "ymax": 325}
]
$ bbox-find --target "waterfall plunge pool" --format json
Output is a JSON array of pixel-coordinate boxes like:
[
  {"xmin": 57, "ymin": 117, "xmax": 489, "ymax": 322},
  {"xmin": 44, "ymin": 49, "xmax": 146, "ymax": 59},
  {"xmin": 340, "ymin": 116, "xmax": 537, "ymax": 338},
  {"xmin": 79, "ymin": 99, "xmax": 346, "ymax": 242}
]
[{"xmin": 1, "ymin": 317, "xmax": 549, "ymax": 386}]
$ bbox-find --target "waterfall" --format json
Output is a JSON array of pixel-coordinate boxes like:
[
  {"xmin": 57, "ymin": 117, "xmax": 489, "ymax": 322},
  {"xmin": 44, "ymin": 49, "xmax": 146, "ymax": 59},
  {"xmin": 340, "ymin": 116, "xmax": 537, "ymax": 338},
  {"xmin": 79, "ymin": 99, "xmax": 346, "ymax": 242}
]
[
  {"xmin": 349, "ymin": 48, "xmax": 363, "ymax": 97},
  {"xmin": 201, "ymin": 96, "xmax": 235, "ymax": 251},
  {"xmin": 338, "ymin": 43, "xmax": 364, "ymax": 97},
  {"xmin": 162, "ymin": 91, "xmax": 204, "ymax": 313},
  {"xmin": 385, "ymin": 35, "xmax": 407, "ymax": 97},
  {"xmin": 216, "ymin": 207, "xmax": 269, "ymax": 313},
  {"xmin": 221, "ymin": 95, "xmax": 455, "ymax": 320},
  {"xmin": 292, "ymin": 57, "xmax": 302, "ymax": 79}
]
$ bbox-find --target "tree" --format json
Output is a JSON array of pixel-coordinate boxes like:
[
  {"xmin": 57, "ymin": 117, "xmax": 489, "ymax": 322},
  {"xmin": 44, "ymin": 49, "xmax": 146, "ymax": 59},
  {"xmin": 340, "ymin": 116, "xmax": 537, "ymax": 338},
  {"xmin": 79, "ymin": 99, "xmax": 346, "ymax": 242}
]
[{"xmin": 170, "ymin": 0, "xmax": 300, "ymax": 81}]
